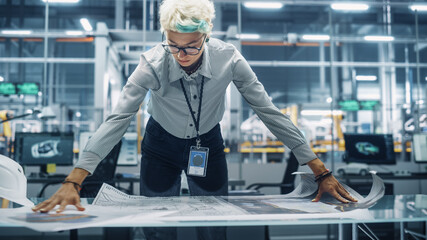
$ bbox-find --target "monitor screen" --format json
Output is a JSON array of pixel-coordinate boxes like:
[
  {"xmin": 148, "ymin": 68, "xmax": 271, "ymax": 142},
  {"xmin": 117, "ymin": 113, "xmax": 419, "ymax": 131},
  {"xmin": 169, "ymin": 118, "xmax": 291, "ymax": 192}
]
[
  {"xmin": 117, "ymin": 132, "xmax": 138, "ymax": 166},
  {"xmin": 14, "ymin": 132, "xmax": 74, "ymax": 166},
  {"xmin": 16, "ymin": 82, "xmax": 39, "ymax": 95},
  {"xmin": 0, "ymin": 82, "xmax": 16, "ymax": 95},
  {"xmin": 343, "ymin": 133, "xmax": 396, "ymax": 165},
  {"xmin": 413, "ymin": 134, "xmax": 427, "ymax": 163}
]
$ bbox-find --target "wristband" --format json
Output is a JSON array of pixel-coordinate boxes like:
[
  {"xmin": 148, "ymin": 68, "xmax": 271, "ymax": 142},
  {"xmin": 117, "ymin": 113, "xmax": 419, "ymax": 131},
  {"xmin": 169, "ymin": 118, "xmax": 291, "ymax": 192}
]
[
  {"xmin": 315, "ymin": 171, "xmax": 333, "ymax": 182},
  {"xmin": 62, "ymin": 180, "xmax": 82, "ymax": 193}
]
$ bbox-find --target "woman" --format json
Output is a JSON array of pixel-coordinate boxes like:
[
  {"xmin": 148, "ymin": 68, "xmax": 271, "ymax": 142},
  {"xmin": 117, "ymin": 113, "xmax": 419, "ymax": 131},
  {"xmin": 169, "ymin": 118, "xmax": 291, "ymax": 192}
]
[{"xmin": 33, "ymin": 0, "xmax": 356, "ymax": 239}]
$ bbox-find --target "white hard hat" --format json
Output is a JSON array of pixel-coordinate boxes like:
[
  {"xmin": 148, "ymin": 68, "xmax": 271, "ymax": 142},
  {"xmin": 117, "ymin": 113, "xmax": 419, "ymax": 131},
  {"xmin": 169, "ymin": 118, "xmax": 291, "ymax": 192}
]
[{"xmin": 0, "ymin": 154, "xmax": 34, "ymax": 207}]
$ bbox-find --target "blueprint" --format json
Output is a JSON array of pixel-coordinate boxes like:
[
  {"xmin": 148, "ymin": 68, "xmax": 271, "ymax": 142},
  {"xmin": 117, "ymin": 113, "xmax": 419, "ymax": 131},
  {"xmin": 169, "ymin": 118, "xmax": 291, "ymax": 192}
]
[
  {"xmin": 1, "ymin": 173, "xmax": 385, "ymax": 232},
  {"xmin": 93, "ymin": 183, "xmax": 247, "ymax": 216}
]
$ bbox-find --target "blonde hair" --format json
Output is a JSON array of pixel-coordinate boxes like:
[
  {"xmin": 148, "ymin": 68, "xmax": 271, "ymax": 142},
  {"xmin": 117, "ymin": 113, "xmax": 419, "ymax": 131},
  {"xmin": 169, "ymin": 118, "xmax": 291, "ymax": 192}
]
[{"xmin": 159, "ymin": 0, "xmax": 215, "ymax": 34}]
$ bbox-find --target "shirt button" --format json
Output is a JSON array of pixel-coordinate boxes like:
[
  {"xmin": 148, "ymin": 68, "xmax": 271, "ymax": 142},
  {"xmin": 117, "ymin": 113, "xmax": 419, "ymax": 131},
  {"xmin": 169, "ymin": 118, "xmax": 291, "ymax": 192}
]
[
  {"xmin": 193, "ymin": 95, "xmax": 197, "ymax": 99},
  {"xmin": 189, "ymin": 124, "xmax": 193, "ymax": 127},
  {"xmin": 186, "ymin": 136, "xmax": 190, "ymax": 138}
]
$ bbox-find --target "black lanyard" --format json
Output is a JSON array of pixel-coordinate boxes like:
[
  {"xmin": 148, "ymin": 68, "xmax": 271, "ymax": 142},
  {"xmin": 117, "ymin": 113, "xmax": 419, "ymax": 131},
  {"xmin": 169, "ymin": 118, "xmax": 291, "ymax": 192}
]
[{"xmin": 179, "ymin": 76, "xmax": 205, "ymax": 148}]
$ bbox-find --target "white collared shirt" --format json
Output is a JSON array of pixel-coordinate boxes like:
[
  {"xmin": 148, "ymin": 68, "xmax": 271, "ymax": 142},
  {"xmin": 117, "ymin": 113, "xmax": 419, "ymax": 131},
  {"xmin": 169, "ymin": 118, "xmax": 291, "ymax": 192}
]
[{"xmin": 75, "ymin": 38, "xmax": 317, "ymax": 174}]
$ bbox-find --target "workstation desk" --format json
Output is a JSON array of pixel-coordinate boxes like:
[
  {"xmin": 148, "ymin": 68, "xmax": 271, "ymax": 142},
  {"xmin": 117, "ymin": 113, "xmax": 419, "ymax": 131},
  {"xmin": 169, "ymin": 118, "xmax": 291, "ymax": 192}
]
[
  {"xmin": 1, "ymin": 195, "xmax": 426, "ymax": 240},
  {"xmin": 27, "ymin": 175, "xmax": 246, "ymax": 197}
]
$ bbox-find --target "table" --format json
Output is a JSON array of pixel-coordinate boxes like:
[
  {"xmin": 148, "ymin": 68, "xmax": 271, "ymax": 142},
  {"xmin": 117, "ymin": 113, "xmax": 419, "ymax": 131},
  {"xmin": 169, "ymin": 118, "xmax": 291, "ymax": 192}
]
[
  {"xmin": 27, "ymin": 176, "xmax": 246, "ymax": 197},
  {"xmin": 1, "ymin": 195, "xmax": 426, "ymax": 240},
  {"xmin": 339, "ymin": 172, "xmax": 427, "ymax": 181}
]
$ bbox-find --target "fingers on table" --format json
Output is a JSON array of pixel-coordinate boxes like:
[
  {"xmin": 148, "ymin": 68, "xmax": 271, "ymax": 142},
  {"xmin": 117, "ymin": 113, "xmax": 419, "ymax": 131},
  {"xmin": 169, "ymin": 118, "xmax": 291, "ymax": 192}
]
[
  {"xmin": 337, "ymin": 185, "xmax": 358, "ymax": 202},
  {"xmin": 32, "ymin": 199, "xmax": 51, "ymax": 212},
  {"xmin": 312, "ymin": 188, "xmax": 324, "ymax": 202},
  {"xmin": 75, "ymin": 202, "xmax": 86, "ymax": 211}
]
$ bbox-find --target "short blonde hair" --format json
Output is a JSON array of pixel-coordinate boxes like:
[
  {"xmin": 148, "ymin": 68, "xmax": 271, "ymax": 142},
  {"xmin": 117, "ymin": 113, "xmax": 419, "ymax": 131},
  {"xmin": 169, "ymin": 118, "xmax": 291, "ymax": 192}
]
[{"xmin": 159, "ymin": 0, "xmax": 215, "ymax": 34}]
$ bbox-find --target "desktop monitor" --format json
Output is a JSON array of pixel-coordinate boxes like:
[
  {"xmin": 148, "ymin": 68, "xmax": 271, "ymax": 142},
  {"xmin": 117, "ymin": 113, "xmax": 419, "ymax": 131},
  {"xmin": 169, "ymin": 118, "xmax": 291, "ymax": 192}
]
[
  {"xmin": 117, "ymin": 132, "xmax": 138, "ymax": 166},
  {"xmin": 343, "ymin": 133, "xmax": 396, "ymax": 165},
  {"xmin": 0, "ymin": 82, "xmax": 16, "ymax": 95},
  {"xmin": 14, "ymin": 132, "xmax": 74, "ymax": 166},
  {"xmin": 413, "ymin": 134, "xmax": 427, "ymax": 163},
  {"xmin": 79, "ymin": 132, "xmax": 138, "ymax": 166},
  {"xmin": 16, "ymin": 82, "xmax": 39, "ymax": 95}
]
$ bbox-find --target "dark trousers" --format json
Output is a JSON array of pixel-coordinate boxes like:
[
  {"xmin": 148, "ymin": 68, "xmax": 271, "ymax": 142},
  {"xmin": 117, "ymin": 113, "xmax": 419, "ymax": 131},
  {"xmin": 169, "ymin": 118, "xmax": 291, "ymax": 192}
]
[{"xmin": 140, "ymin": 117, "xmax": 228, "ymax": 240}]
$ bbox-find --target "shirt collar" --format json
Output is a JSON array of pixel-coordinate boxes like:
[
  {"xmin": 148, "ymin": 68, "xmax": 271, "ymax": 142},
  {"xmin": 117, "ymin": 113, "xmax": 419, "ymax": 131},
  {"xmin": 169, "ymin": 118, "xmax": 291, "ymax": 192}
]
[{"xmin": 168, "ymin": 43, "xmax": 212, "ymax": 83}]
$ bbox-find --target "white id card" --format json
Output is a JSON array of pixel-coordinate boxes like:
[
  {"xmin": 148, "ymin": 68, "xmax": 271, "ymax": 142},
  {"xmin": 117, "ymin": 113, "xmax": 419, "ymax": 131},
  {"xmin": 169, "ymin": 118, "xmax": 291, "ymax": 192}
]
[{"xmin": 187, "ymin": 146, "xmax": 209, "ymax": 177}]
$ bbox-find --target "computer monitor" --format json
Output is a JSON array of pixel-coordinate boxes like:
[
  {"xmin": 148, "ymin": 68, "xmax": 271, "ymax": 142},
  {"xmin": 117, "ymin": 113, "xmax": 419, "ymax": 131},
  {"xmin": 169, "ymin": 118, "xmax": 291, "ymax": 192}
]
[
  {"xmin": 117, "ymin": 132, "xmax": 138, "ymax": 166},
  {"xmin": 343, "ymin": 133, "xmax": 396, "ymax": 165},
  {"xmin": 14, "ymin": 132, "xmax": 74, "ymax": 167},
  {"xmin": 413, "ymin": 134, "xmax": 427, "ymax": 163},
  {"xmin": 79, "ymin": 132, "xmax": 138, "ymax": 166}
]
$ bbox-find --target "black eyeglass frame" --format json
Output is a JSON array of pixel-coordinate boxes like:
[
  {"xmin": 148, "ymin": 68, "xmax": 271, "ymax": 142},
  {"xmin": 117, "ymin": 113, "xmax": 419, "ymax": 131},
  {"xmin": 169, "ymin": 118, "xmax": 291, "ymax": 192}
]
[{"xmin": 161, "ymin": 34, "xmax": 207, "ymax": 56}]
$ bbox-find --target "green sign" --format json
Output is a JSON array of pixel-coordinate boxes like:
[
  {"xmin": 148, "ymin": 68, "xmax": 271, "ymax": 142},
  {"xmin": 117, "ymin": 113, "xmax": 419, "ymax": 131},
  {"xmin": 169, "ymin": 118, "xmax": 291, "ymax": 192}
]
[
  {"xmin": 0, "ymin": 83, "xmax": 16, "ymax": 95},
  {"xmin": 338, "ymin": 100, "xmax": 359, "ymax": 111},
  {"xmin": 360, "ymin": 100, "xmax": 379, "ymax": 110},
  {"xmin": 16, "ymin": 82, "xmax": 39, "ymax": 95},
  {"xmin": 339, "ymin": 100, "xmax": 380, "ymax": 111}
]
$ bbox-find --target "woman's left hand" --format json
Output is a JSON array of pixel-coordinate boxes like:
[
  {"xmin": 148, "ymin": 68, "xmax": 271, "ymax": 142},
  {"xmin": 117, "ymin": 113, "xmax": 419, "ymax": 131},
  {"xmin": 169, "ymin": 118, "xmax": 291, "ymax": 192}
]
[
  {"xmin": 311, "ymin": 174, "xmax": 357, "ymax": 203},
  {"xmin": 307, "ymin": 158, "xmax": 358, "ymax": 203}
]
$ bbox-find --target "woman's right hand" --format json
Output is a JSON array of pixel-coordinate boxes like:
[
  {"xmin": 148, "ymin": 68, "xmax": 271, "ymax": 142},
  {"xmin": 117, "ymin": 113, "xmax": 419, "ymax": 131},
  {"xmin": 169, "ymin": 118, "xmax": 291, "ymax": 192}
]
[
  {"xmin": 32, "ymin": 183, "xmax": 85, "ymax": 213},
  {"xmin": 32, "ymin": 168, "xmax": 89, "ymax": 213}
]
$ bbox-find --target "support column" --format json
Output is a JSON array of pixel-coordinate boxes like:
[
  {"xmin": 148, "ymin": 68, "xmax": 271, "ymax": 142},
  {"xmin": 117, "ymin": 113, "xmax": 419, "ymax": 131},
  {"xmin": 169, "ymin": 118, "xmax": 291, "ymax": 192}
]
[
  {"xmin": 226, "ymin": 24, "xmax": 243, "ymax": 179},
  {"xmin": 115, "ymin": 0, "xmax": 124, "ymax": 29},
  {"xmin": 94, "ymin": 22, "xmax": 110, "ymax": 128}
]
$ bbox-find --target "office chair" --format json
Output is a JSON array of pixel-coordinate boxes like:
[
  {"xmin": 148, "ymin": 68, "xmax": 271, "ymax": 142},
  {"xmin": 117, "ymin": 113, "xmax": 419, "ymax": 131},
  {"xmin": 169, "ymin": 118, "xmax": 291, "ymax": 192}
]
[
  {"xmin": 37, "ymin": 141, "xmax": 122, "ymax": 198},
  {"xmin": 79, "ymin": 141, "xmax": 122, "ymax": 198},
  {"xmin": 244, "ymin": 152, "xmax": 300, "ymax": 194}
]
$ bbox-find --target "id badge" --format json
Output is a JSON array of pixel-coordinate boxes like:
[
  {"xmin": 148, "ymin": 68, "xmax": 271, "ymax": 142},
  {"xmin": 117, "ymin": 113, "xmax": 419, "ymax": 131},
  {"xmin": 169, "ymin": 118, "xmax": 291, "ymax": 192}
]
[{"xmin": 187, "ymin": 146, "xmax": 209, "ymax": 177}]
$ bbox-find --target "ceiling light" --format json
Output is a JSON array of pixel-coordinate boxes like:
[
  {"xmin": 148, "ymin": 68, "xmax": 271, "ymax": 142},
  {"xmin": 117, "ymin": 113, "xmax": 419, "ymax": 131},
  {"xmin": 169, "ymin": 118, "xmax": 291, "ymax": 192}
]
[
  {"xmin": 302, "ymin": 34, "xmax": 330, "ymax": 41},
  {"xmin": 42, "ymin": 0, "xmax": 80, "ymax": 3},
  {"xmin": 356, "ymin": 75, "xmax": 377, "ymax": 81},
  {"xmin": 410, "ymin": 4, "xmax": 427, "ymax": 12},
  {"xmin": 0, "ymin": 76, "xmax": 4, "ymax": 82},
  {"xmin": 364, "ymin": 35, "xmax": 394, "ymax": 42},
  {"xmin": 243, "ymin": 2, "xmax": 284, "ymax": 9},
  {"xmin": 65, "ymin": 31, "xmax": 84, "ymax": 36},
  {"xmin": 331, "ymin": 3, "xmax": 369, "ymax": 11},
  {"xmin": 236, "ymin": 34, "xmax": 261, "ymax": 40},
  {"xmin": 425, "ymin": 76, "xmax": 427, "ymax": 81},
  {"xmin": 80, "ymin": 18, "xmax": 93, "ymax": 31},
  {"xmin": 1, "ymin": 30, "xmax": 32, "ymax": 35},
  {"xmin": 301, "ymin": 110, "xmax": 343, "ymax": 116}
]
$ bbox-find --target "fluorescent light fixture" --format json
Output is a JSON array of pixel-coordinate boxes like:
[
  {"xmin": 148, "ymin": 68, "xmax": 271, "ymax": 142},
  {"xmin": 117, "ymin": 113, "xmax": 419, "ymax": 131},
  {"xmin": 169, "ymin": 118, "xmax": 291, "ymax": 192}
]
[
  {"xmin": 243, "ymin": 2, "xmax": 284, "ymax": 9},
  {"xmin": 0, "ymin": 76, "xmax": 3, "ymax": 82},
  {"xmin": 42, "ymin": 0, "xmax": 80, "ymax": 3},
  {"xmin": 364, "ymin": 35, "xmax": 395, "ymax": 42},
  {"xmin": 302, "ymin": 34, "xmax": 330, "ymax": 41},
  {"xmin": 356, "ymin": 75, "xmax": 377, "ymax": 81},
  {"xmin": 410, "ymin": 4, "xmax": 427, "ymax": 12},
  {"xmin": 425, "ymin": 76, "xmax": 427, "ymax": 81},
  {"xmin": 331, "ymin": 3, "xmax": 369, "ymax": 11},
  {"xmin": 236, "ymin": 34, "xmax": 261, "ymax": 40},
  {"xmin": 80, "ymin": 18, "xmax": 93, "ymax": 31},
  {"xmin": 65, "ymin": 31, "xmax": 84, "ymax": 36},
  {"xmin": 300, "ymin": 110, "xmax": 343, "ymax": 116},
  {"xmin": 1, "ymin": 30, "xmax": 32, "ymax": 35}
]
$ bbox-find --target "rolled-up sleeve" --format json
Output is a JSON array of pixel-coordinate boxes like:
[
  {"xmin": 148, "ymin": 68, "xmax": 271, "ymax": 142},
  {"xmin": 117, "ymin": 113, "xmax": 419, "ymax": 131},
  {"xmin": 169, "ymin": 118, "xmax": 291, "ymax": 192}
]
[
  {"xmin": 75, "ymin": 54, "xmax": 159, "ymax": 174},
  {"xmin": 231, "ymin": 49, "xmax": 318, "ymax": 165}
]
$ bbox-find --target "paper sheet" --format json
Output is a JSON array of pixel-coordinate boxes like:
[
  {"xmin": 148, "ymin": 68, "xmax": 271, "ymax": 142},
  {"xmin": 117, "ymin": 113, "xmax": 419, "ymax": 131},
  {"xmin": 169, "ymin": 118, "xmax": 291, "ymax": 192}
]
[
  {"xmin": 1, "ymin": 173, "xmax": 384, "ymax": 232},
  {"xmin": 93, "ymin": 183, "xmax": 247, "ymax": 216}
]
